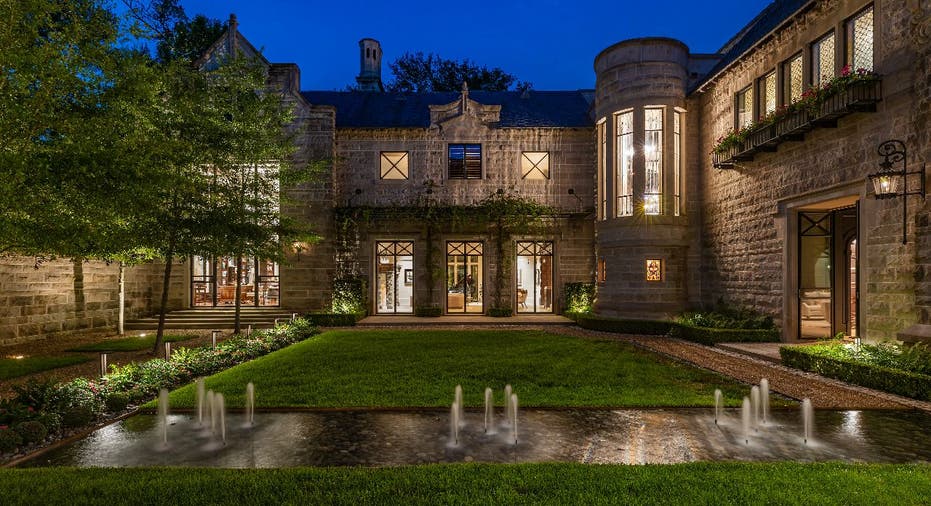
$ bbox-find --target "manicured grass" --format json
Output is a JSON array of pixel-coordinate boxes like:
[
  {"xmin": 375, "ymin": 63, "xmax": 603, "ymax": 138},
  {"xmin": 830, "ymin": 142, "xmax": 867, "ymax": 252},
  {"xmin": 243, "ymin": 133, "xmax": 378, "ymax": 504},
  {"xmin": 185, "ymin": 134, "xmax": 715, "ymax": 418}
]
[
  {"xmin": 0, "ymin": 355, "xmax": 91, "ymax": 380},
  {"xmin": 2, "ymin": 463, "xmax": 930, "ymax": 505},
  {"xmin": 66, "ymin": 334, "xmax": 195, "ymax": 352},
  {"xmin": 166, "ymin": 329, "xmax": 761, "ymax": 409}
]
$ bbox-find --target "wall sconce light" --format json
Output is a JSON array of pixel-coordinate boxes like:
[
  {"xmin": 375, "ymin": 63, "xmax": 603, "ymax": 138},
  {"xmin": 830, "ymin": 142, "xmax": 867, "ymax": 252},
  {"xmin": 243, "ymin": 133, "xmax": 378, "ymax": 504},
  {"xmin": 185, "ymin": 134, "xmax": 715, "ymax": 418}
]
[{"xmin": 867, "ymin": 140, "xmax": 926, "ymax": 244}]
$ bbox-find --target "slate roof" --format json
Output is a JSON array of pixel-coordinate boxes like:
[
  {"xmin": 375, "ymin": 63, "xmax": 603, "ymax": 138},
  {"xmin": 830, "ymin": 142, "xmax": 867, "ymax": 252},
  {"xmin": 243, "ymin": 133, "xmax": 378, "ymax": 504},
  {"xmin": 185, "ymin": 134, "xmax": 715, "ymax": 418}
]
[
  {"xmin": 692, "ymin": 0, "xmax": 814, "ymax": 92},
  {"xmin": 301, "ymin": 90, "xmax": 594, "ymax": 129}
]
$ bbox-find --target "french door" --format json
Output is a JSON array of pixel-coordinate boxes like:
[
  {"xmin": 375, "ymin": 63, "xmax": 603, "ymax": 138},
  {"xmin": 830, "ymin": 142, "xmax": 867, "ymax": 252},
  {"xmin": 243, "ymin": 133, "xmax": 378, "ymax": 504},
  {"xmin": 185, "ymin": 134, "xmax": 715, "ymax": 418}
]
[{"xmin": 191, "ymin": 256, "xmax": 280, "ymax": 307}]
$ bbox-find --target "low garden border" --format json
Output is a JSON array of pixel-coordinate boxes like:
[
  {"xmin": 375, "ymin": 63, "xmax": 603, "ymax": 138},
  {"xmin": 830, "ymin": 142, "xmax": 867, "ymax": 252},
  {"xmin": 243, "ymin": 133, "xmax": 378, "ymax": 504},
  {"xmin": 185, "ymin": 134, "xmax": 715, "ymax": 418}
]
[
  {"xmin": 780, "ymin": 346, "xmax": 931, "ymax": 401},
  {"xmin": 576, "ymin": 315, "xmax": 779, "ymax": 344}
]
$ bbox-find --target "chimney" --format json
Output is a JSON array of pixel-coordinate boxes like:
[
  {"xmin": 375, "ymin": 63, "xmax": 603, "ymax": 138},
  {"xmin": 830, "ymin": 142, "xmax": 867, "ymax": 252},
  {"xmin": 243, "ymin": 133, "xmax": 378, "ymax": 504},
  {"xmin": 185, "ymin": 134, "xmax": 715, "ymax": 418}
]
[{"xmin": 356, "ymin": 38, "xmax": 384, "ymax": 92}]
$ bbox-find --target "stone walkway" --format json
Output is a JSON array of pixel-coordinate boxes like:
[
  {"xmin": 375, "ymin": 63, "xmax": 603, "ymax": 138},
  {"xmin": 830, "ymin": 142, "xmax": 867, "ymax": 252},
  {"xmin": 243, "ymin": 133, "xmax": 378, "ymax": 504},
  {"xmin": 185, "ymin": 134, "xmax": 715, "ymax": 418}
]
[{"xmin": 558, "ymin": 326, "xmax": 931, "ymax": 412}]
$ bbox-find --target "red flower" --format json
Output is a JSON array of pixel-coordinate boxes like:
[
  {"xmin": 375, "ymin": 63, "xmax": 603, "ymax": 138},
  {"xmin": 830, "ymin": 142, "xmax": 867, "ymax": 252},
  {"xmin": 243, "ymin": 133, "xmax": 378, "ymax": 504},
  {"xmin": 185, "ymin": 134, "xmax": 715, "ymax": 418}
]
[
  {"xmin": 27, "ymin": 407, "xmax": 34, "ymax": 412},
  {"xmin": 0, "ymin": 425, "xmax": 7, "ymax": 430}
]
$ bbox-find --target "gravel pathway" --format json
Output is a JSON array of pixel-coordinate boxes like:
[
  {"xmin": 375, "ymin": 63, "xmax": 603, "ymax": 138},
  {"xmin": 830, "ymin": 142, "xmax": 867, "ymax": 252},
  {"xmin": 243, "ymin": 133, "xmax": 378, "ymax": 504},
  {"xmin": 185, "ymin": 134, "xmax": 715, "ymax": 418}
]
[{"xmin": 558, "ymin": 326, "xmax": 931, "ymax": 412}]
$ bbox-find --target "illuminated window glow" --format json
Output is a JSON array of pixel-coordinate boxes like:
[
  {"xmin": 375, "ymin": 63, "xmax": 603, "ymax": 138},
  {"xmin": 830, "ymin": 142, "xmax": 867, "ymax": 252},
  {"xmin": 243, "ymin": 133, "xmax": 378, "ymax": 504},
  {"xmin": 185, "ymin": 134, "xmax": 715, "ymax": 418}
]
[
  {"xmin": 646, "ymin": 259, "xmax": 663, "ymax": 282},
  {"xmin": 616, "ymin": 111, "xmax": 634, "ymax": 217},
  {"xmin": 380, "ymin": 152, "xmax": 409, "ymax": 180},
  {"xmin": 847, "ymin": 6, "xmax": 874, "ymax": 72},
  {"xmin": 644, "ymin": 108, "xmax": 663, "ymax": 216},
  {"xmin": 813, "ymin": 31, "xmax": 836, "ymax": 87},
  {"xmin": 521, "ymin": 151, "xmax": 549, "ymax": 180}
]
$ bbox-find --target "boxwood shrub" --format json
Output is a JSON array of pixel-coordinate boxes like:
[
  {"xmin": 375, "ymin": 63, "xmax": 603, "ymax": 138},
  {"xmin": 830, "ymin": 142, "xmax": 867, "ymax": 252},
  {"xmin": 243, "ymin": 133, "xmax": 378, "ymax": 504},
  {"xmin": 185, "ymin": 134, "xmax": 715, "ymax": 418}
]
[
  {"xmin": 414, "ymin": 305, "xmax": 443, "ymax": 317},
  {"xmin": 488, "ymin": 307, "xmax": 513, "ymax": 317},
  {"xmin": 780, "ymin": 345, "xmax": 931, "ymax": 401},
  {"xmin": 302, "ymin": 313, "xmax": 362, "ymax": 327},
  {"xmin": 576, "ymin": 315, "xmax": 672, "ymax": 335},
  {"xmin": 669, "ymin": 323, "xmax": 779, "ymax": 345}
]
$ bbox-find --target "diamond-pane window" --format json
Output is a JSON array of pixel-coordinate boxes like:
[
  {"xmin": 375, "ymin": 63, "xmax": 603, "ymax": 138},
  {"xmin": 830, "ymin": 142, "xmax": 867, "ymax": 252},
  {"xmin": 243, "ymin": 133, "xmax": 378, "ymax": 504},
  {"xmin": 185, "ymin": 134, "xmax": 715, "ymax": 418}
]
[
  {"xmin": 521, "ymin": 152, "xmax": 549, "ymax": 180},
  {"xmin": 847, "ymin": 6, "xmax": 873, "ymax": 72},
  {"xmin": 736, "ymin": 87, "xmax": 753, "ymax": 128},
  {"xmin": 760, "ymin": 72, "xmax": 776, "ymax": 117},
  {"xmin": 380, "ymin": 152, "xmax": 409, "ymax": 180},
  {"xmin": 813, "ymin": 32, "xmax": 836, "ymax": 87},
  {"xmin": 783, "ymin": 54, "xmax": 803, "ymax": 104},
  {"xmin": 616, "ymin": 111, "xmax": 634, "ymax": 217}
]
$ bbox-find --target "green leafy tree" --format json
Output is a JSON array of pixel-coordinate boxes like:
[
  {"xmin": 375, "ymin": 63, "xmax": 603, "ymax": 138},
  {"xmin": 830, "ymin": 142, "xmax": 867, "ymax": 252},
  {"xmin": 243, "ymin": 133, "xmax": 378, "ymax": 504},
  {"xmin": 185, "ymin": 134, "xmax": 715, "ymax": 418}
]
[
  {"xmin": 121, "ymin": 0, "xmax": 226, "ymax": 63},
  {"xmin": 386, "ymin": 52, "xmax": 531, "ymax": 93}
]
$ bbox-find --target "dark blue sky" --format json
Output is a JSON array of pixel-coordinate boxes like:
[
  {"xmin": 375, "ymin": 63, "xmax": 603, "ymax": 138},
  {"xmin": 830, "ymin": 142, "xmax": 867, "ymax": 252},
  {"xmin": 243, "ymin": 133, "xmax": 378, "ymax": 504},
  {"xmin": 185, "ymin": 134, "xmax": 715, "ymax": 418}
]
[{"xmin": 174, "ymin": 0, "xmax": 774, "ymax": 91}]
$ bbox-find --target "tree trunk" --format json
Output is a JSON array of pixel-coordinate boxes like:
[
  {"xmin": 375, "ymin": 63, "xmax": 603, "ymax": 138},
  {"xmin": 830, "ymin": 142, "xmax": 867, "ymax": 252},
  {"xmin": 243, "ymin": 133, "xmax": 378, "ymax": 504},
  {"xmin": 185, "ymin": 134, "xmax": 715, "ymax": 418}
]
[
  {"xmin": 153, "ymin": 237, "xmax": 176, "ymax": 357},
  {"xmin": 233, "ymin": 253, "xmax": 243, "ymax": 334},
  {"xmin": 117, "ymin": 261, "xmax": 125, "ymax": 335}
]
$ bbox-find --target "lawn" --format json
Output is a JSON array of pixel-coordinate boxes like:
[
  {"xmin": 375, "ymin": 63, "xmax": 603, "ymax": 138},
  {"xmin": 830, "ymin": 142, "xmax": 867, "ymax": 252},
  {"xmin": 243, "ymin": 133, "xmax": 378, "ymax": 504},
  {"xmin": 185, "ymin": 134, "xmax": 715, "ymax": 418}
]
[
  {"xmin": 0, "ymin": 355, "xmax": 91, "ymax": 381},
  {"xmin": 165, "ymin": 329, "xmax": 759, "ymax": 409},
  {"xmin": 1, "ymin": 463, "xmax": 929, "ymax": 505},
  {"xmin": 66, "ymin": 334, "xmax": 196, "ymax": 352}
]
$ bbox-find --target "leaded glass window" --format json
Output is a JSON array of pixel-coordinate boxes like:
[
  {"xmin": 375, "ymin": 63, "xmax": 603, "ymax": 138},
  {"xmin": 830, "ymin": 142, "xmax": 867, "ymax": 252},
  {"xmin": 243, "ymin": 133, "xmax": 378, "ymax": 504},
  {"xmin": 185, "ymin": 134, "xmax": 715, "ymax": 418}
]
[
  {"xmin": 760, "ymin": 72, "xmax": 777, "ymax": 117},
  {"xmin": 616, "ymin": 111, "xmax": 634, "ymax": 217},
  {"xmin": 644, "ymin": 108, "xmax": 663, "ymax": 216},
  {"xmin": 783, "ymin": 54, "xmax": 804, "ymax": 104},
  {"xmin": 673, "ymin": 110, "xmax": 682, "ymax": 217},
  {"xmin": 597, "ymin": 120, "xmax": 606, "ymax": 220},
  {"xmin": 812, "ymin": 32, "xmax": 836, "ymax": 87},
  {"xmin": 847, "ymin": 6, "xmax": 873, "ymax": 72},
  {"xmin": 736, "ymin": 87, "xmax": 753, "ymax": 128}
]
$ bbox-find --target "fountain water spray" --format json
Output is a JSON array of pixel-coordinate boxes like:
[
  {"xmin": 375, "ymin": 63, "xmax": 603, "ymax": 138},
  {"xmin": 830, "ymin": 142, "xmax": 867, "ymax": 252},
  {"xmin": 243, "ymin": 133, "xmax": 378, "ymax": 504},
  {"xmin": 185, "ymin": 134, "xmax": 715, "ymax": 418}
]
[
  {"xmin": 760, "ymin": 378, "xmax": 770, "ymax": 425},
  {"xmin": 504, "ymin": 384, "xmax": 513, "ymax": 426},
  {"xmin": 195, "ymin": 378, "xmax": 206, "ymax": 425},
  {"xmin": 206, "ymin": 390, "xmax": 216, "ymax": 434},
  {"xmin": 449, "ymin": 402, "xmax": 460, "ymax": 445},
  {"xmin": 802, "ymin": 398, "xmax": 813, "ymax": 444},
  {"xmin": 158, "ymin": 388, "xmax": 169, "ymax": 447},
  {"xmin": 245, "ymin": 382, "xmax": 255, "ymax": 426},
  {"xmin": 454, "ymin": 385, "xmax": 464, "ymax": 427},
  {"xmin": 713, "ymin": 389, "xmax": 723, "ymax": 425},
  {"xmin": 741, "ymin": 396, "xmax": 751, "ymax": 444},
  {"xmin": 484, "ymin": 387, "xmax": 494, "ymax": 433},
  {"xmin": 750, "ymin": 386, "xmax": 761, "ymax": 430},
  {"xmin": 509, "ymin": 394, "xmax": 519, "ymax": 444},
  {"xmin": 215, "ymin": 393, "xmax": 226, "ymax": 444}
]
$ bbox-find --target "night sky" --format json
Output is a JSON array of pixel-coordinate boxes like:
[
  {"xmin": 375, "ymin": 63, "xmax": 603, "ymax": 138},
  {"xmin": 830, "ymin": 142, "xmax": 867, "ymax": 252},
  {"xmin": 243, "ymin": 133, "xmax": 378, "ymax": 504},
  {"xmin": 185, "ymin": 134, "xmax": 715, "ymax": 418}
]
[{"xmin": 169, "ymin": 0, "xmax": 774, "ymax": 91}]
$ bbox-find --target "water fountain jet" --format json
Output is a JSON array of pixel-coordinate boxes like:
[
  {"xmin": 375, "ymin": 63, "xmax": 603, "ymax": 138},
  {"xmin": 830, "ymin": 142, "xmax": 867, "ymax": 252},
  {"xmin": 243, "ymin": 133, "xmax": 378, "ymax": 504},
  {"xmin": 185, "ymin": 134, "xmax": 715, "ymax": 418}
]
[
  {"xmin": 449, "ymin": 402, "xmax": 460, "ymax": 445},
  {"xmin": 741, "ymin": 396, "xmax": 751, "ymax": 444},
  {"xmin": 454, "ymin": 385, "xmax": 464, "ymax": 427},
  {"xmin": 713, "ymin": 389, "xmax": 723, "ymax": 425},
  {"xmin": 802, "ymin": 398, "xmax": 813, "ymax": 444},
  {"xmin": 245, "ymin": 382, "xmax": 255, "ymax": 426},
  {"xmin": 760, "ymin": 379, "xmax": 770, "ymax": 425},
  {"xmin": 510, "ymin": 394, "xmax": 519, "ymax": 444},
  {"xmin": 158, "ymin": 389, "xmax": 169, "ymax": 448},
  {"xmin": 483, "ymin": 387, "xmax": 493, "ymax": 433},
  {"xmin": 750, "ymin": 386, "xmax": 760, "ymax": 430},
  {"xmin": 195, "ymin": 378, "xmax": 205, "ymax": 425}
]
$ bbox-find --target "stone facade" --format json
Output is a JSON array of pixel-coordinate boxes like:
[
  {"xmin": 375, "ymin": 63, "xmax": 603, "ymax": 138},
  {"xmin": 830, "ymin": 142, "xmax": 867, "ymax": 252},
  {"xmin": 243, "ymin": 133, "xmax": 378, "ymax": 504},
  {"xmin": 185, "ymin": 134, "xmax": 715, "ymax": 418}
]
[{"xmin": 4, "ymin": 0, "xmax": 930, "ymax": 344}]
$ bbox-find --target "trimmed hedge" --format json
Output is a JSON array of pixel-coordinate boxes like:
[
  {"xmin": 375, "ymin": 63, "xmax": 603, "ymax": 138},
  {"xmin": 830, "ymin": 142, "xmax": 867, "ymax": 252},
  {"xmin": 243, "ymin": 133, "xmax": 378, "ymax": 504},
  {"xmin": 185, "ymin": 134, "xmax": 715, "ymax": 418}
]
[
  {"xmin": 577, "ymin": 315, "xmax": 780, "ymax": 344},
  {"xmin": 414, "ymin": 305, "xmax": 442, "ymax": 317},
  {"xmin": 576, "ymin": 315, "xmax": 672, "ymax": 335},
  {"xmin": 669, "ymin": 323, "xmax": 779, "ymax": 345},
  {"xmin": 488, "ymin": 307, "xmax": 513, "ymax": 317},
  {"xmin": 780, "ymin": 346, "xmax": 931, "ymax": 401},
  {"xmin": 303, "ymin": 313, "xmax": 362, "ymax": 327}
]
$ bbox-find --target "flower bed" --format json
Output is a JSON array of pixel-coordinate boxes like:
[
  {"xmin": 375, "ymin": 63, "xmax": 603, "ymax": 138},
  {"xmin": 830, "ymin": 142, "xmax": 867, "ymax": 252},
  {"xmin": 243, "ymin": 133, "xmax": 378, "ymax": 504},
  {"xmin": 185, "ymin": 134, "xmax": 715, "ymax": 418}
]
[
  {"xmin": 0, "ymin": 318, "xmax": 319, "ymax": 461},
  {"xmin": 780, "ymin": 342, "xmax": 931, "ymax": 401}
]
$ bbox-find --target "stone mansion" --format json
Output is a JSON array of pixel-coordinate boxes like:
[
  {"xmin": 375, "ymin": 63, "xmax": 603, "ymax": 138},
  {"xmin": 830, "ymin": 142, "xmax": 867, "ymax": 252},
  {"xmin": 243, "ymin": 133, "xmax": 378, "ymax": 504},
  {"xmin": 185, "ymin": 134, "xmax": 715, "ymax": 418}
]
[{"xmin": 2, "ymin": 0, "xmax": 930, "ymax": 344}]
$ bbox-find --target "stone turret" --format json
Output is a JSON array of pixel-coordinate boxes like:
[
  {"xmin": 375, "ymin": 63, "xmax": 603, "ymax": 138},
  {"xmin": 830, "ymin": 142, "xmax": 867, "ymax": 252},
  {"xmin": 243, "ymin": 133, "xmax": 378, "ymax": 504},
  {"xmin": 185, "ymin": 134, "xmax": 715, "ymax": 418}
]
[{"xmin": 356, "ymin": 38, "xmax": 384, "ymax": 92}]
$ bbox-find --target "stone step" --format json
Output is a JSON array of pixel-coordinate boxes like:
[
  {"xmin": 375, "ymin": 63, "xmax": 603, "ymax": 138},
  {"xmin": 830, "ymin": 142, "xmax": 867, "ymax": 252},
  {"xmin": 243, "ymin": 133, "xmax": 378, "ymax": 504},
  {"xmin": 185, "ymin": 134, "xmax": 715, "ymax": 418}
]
[{"xmin": 125, "ymin": 308, "xmax": 297, "ymax": 330}]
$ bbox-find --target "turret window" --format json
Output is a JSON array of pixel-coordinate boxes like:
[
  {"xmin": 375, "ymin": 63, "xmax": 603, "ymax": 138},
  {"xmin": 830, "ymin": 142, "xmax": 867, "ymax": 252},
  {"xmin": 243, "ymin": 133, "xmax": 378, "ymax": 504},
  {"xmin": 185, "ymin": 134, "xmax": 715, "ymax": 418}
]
[
  {"xmin": 615, "ymin": 110, "xmax": 634, "ymax": 217},
  {"xmin": 644, "ymin": 108, "xmax": 664, "ymax": 216}
]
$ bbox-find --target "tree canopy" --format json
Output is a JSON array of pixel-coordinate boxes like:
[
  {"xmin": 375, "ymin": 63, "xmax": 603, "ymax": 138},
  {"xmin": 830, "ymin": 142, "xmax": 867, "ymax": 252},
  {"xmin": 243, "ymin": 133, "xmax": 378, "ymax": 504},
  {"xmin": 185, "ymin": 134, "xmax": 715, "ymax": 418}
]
[{"xmin": 386, "ymin": 52, "xmax": 531, "ymax": 93}]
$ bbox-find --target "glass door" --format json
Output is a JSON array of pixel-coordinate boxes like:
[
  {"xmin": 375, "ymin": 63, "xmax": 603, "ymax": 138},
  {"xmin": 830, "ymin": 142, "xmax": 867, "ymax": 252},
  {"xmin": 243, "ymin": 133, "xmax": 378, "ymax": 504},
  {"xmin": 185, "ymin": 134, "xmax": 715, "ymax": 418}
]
[
  {"xmin": 798, "ymin": 212, "xmax": 833, "ymax": 339},
  {"xmin": 446, "ymin": 241, "xmax": 483, "ymax": 314},
  {"xmin": 516, "ymin": 241, "xmax": 554, "ymax": 313},
  {"xmin": 191, "ymin": 256, "xmax": 279, "ymax": 307},
  {"xmin": 376, "ymin": 241, "xmax": 414, "ymax": 314}
]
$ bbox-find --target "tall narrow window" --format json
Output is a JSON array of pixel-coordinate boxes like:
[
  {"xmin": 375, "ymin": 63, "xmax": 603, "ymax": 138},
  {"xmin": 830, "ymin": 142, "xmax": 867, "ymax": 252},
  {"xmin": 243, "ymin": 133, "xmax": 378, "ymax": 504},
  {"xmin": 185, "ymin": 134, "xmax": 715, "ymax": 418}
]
[
  {"xmin": 380, "ymin": 152, "xmax": 409, "ymax": 180},
  {"xmin": 812, "ymin": 31, "xmax": 836, "ymax": 87},
  {"xmin": 448, "ymin": 144, "xmax": 482, "ymax": 179},
  {"xmin": 643, "ymin": 108, "xmax": 663, "ymax": 216},
  {"xmin": 847, "ymin": 6, "xmax": 874, "ymax": 72},
  {"xmin": 736, "ymin": 87, "xmax": 753, "ymax": 128},
  {"xmin": 597, "ymin": 258, "xmax": 606, "ymax": 284},
  {"xmin": 520, "ymin": 152, "xmax": 549, "ymax": 180},
  {"xmin": 615, "ymin": 111, "xmax": 633, "ymax": 217},
  {"xmin": 376, "ymin": 241, "xmax": 414, "ymax": 314},
  {"xmin": 783, "ymin": 54, "xmax": 804, "ymax": 105},
  {"xmin": 673, "ymin": 110, "xmax": 682, "ymax": 217},
  {"xmin": 597, "ymin": 120, "xmax": 606, "ymax": 220},
  {"xmin": 759, "ymin": 72, "xmax": 777, "ymax": 118}
]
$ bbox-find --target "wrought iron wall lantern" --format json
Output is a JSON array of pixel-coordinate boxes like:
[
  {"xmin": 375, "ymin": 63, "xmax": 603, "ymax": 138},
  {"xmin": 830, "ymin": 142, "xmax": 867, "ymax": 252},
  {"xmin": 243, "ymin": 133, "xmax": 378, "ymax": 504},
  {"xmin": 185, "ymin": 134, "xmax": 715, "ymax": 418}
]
[{"xmin": 867, "ymin": 140, "xmax": 926, "ymax": 244}]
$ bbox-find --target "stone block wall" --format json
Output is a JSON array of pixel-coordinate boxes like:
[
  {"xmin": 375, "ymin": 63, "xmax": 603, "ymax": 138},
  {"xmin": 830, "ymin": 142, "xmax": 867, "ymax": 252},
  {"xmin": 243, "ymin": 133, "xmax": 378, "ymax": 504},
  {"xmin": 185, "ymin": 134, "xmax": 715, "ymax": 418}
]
[
  {"xmin": 696, "ymin": 0, "xmax": 931, "ymax": 340},
  {"xmin": 0, "ymin": 257, "xmax": 185, "ymax": 346}
]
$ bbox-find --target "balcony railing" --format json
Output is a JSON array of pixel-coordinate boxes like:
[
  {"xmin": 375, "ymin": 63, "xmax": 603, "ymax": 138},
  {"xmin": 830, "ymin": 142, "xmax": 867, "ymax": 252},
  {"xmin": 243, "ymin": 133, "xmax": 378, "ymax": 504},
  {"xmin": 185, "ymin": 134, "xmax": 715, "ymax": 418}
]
[{"xmin": 713, "ymin": 78, "xmax": 882, "ymax": 168}]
